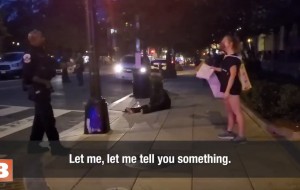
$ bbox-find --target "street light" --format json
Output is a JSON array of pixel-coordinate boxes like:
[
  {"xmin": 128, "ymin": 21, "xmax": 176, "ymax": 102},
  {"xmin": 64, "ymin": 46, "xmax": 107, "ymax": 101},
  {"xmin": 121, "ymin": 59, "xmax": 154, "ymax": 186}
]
[
  {"xmin": 132, "ymin": 14, "xmax": 151, "ymax": 99},
  {"xmin": 84, "ymin": 0, "xmax": 110, "ymax": 134},
  {"xmin": 247, "ymin": 38, "xmax": 253, "ymax": 50},
  {"xmin": 135, "ymin": 15, "xmax": 141, "ymax": 68}
]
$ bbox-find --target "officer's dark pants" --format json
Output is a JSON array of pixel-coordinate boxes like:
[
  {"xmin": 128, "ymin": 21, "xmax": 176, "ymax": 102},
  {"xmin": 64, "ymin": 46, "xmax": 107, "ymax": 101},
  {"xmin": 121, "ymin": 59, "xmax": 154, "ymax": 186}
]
[
  {"xmin": 30, "ymin": 101, "xmax": 59, "ymax": 141},
  {"xmin": 62, "ymin": 69, "xmax": 70, "ymax": 83},
  {"xmin": 76, "ymin": 72, "xmax": 84, "ymax": 86}
]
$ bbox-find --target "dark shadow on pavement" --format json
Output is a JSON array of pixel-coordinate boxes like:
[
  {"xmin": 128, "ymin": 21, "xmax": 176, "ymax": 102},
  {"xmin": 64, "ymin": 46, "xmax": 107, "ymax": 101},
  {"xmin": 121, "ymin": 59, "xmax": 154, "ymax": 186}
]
[{"xmin": 207, "ymin": 111, "xmax": 227, "ymax": 129}]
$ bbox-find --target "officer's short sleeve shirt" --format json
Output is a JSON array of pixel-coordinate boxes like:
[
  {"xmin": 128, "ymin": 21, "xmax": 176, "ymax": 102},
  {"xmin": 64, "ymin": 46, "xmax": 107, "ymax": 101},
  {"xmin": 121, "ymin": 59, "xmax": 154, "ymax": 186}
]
[{"xmin": 22, "ymin": 51, "xmax": 38, "ymax": 84}]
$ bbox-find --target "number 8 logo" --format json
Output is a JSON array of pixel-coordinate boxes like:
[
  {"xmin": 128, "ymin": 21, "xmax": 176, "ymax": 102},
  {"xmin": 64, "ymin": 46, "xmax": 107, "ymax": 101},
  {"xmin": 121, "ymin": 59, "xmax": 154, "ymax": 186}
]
[
  {"xmin": 0, "ymin": 163, "xmax": 9, "ymax": 178},
  {"xmin": 0, "ymin": 159, "xmax": 13, "ymax": 182}
]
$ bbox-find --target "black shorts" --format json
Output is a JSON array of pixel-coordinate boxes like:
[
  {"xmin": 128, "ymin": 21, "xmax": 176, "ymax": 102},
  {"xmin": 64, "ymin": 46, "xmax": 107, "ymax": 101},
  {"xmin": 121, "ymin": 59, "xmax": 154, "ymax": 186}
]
[{"xmin": 220, "ymin": 80, "xmax": 242, "ymax": 95}]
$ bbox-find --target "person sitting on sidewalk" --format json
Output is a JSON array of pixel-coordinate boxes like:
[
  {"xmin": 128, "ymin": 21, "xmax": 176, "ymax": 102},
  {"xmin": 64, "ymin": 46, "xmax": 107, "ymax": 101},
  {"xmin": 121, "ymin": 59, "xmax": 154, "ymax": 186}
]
[{"xmin": 125, "ymin": 77, "xmax": 171, "ymax": 114}]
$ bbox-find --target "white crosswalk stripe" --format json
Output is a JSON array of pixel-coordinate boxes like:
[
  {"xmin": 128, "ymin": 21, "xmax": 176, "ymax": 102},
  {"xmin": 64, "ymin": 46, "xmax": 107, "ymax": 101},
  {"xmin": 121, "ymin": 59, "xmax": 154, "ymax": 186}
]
[
  {"xmin": 0, "ymin": 105, "xmax": 123, "ymax": 140},
  {"xmin": 0, "ymin": 106, "xmax": 29, "ymax": 116},
  {"xmin": 0, "ymin": 107, "xmax": 74, "ymax": 139}
]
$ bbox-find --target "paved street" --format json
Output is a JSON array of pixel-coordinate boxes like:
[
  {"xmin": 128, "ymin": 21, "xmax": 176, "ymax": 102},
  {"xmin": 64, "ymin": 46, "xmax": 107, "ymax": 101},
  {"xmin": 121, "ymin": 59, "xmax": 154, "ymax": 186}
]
[
  {"xmin": 0, "ymin": 68, "xmax": 299, "ymax": 190},
  {"xmin": 0, "ymin": 65, "xmax": 132, "ymax": 142},
  {"xmin": 0, "ymin": 65, "xmax": 132, "ymax": 110},
  {"xmin": 0, "ymin": 0, "xmax": 299, "ymax": 189}
]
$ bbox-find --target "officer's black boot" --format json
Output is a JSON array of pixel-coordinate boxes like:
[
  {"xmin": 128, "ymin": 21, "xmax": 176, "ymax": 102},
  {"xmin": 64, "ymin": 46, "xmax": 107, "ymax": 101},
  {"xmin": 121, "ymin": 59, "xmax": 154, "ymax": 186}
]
[
  {"xmin": 50, "ymin": 141, "xmax": 71, "ymax": 156},
  {"xmin": 27, "ymin": 142, "xmax": 49, "ymax": 154}
]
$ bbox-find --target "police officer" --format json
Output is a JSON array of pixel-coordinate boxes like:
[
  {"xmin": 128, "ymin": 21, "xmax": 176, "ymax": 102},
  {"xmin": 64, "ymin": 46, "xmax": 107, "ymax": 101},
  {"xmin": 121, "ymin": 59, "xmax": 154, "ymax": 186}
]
[{"xmin": 23, "ymin": 30, "xmax": 69, "ymax": 155}]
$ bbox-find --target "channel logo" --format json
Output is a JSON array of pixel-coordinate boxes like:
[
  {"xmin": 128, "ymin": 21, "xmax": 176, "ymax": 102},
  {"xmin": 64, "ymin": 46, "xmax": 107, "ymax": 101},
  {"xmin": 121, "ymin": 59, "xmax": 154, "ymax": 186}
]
[{"xmin": 0, "ymin": 159, "xmax": 13, "ymax": 182}]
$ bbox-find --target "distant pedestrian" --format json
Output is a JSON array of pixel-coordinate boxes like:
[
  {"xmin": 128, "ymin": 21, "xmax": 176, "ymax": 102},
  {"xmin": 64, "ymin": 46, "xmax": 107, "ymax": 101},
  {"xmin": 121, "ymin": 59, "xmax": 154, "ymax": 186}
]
[
  {"xmin": 61, "ymin": 62, "xmax": 70, "ymax": 83},
  {"xmin": 74, "ymin": 53, "xmax": 84, "ymax": 86},
  {"xmin": 210, "ymin": 35, "xmax": 246, "ymax": 143},
  {"xmin": 61, "ymin": 53, "xmax": 71, "ymax": 83},
  {"xmin": 22, "ymin": 30, "xmax": 70, "ymax": 154},
  {"xmin": 194, "ymin": 53, "xmax": 201, "ymax": 67}
]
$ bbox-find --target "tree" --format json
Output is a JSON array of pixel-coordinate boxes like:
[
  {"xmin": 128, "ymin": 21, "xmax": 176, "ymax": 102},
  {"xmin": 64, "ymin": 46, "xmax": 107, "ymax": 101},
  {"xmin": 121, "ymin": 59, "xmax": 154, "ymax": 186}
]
[
  {"xmin": 0, "ymin": 0, "xmax": 48, "ymax": 39},
  {"xmin": 1, "ymin": 0, "xmax": 298, "ymax": 55},
  {"xmin": 39, "ymin": 0, "xmax": 87, "ymax": 53},
  {"xmin": 112, "ymin": 0, "xmax": 203, "ymax": 54},
  {"xmin": 0, "ymin": 0, "xmax": 87, "ymax": 53},
  {"xmin": 0, "ymin": 15, "xmax": 9, "ymax": 52}
]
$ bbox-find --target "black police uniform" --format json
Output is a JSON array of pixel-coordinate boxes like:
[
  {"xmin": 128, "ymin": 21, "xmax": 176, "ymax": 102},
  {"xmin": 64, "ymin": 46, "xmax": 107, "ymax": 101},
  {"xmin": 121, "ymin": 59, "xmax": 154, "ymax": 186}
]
[{"xmin": 22, "ymin": 46, "xmax": 59, "ymax": 142}]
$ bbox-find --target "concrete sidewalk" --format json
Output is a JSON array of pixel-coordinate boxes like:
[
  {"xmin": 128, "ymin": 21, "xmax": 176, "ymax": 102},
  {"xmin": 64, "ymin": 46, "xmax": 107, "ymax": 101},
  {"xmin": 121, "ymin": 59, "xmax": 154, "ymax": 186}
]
[{"xmin": 21, "ymin": 69, "xmax": 300, "ymax": 190}]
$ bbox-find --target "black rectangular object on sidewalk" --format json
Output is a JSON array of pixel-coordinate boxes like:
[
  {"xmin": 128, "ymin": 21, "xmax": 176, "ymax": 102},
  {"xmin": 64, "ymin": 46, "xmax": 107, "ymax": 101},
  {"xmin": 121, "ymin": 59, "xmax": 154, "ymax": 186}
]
[
  {"xmin": 84, "ymin": 98, "xmax": 110, "ymax": 134},
  {"xmin": 132, "ymin": 69, "xmax": 151, "ymax": 99}
]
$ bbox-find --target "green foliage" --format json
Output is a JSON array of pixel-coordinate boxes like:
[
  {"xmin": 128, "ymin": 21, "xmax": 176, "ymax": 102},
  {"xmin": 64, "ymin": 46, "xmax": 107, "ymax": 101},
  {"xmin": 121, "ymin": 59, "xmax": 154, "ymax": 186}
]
[
  {"xmin": 0, "ymin": 0, "xmax": 86, "ymax": 52},
  {"xmin": 242, "ymin": 81, "xmax": 300, "ymax": 121},
  {"xmin": 278, "ymin": 84, "xmax": 300, "ymax": 122},
  {"xmin": 242, "ymin": 80, "xmax": 279, "ymax": 118},
  {"xmin": 115, "ymin": 0, "xmax": 298, "ymax": 52},
  {"xmin": 39, "ymin": 0, "xmax": 86, "ymax": 52},
  {"xmin": 242, "ymin": 80, "xmax": 300, "ymax": 122}
]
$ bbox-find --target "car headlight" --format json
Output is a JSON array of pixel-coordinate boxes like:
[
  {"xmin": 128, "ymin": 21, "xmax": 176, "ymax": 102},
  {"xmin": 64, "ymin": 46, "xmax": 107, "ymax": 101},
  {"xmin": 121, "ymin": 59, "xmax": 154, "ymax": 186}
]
[
  {"xmin": 114, "ymin": 64, "xmax": 123, "ymax": 73},
  {"xmin": 140, "ymin": 67, "xmax": 147, "ymax": 73}
]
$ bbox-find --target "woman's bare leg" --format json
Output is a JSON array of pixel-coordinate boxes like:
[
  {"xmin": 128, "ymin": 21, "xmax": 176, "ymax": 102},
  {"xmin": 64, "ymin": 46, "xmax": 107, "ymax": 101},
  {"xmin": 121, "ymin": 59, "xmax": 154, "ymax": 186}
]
[
  {"xmin": 228, "ymin": 95, "xmax": 245, "ymax": 137},
  {"xmin": 218, "ymin": 99, "xmax": 236, "ymax": 139},
  {"xmin": 224, "ymin": 99, "xmax": 235, "ymax": 132}
]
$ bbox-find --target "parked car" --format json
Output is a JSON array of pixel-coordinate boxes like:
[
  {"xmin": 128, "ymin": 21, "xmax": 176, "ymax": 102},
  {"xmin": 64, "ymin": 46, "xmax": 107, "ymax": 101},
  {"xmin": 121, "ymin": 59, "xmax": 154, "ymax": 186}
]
[
  {"xmin": 0, "ymin": 52, "xmax": 24, "ymax": 78},
  {"xmin": 114, "ymin": 54, "xmax": 151, "ymax": 81},
  {"xmin": 151, "ymin": 59, "xmax": 167, "ymax": 72},
  {"xmin": 51, "ymin": 56, "xmax": 62, "ymax": 75},
  {"xmin": 54, "ymin": 56, "xmax": 74, "ymax": 74}
]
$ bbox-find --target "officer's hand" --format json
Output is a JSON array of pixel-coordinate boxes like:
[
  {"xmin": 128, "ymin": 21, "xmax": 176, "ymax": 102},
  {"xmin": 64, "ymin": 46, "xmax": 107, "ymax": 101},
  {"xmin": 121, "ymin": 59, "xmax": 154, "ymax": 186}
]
[{"xmin": 44, "ymin": 81, "xmax": 52, "ymax": 89}]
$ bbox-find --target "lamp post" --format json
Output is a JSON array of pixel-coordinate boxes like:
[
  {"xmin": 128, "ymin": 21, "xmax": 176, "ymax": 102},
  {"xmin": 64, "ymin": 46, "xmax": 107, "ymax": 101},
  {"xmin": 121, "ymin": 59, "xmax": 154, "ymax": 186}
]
[
  {"xmin": 247, "ymin": 38, "xmax": 253, "ymax": 50},
  {"xmin": 84, "ymin": 0, "xmax": 110, "ymax": 134},
  {"xmin": 132, "ymin": 14, "xmax": 151, "ymax": 99},
  {"xmin": 135, "ymin": 15, "xmax": 141, "ymax": 68}
]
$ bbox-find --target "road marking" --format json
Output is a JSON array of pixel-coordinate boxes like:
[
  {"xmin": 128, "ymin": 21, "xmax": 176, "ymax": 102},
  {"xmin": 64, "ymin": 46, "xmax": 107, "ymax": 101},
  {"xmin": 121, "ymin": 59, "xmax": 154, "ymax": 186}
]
[
  {"xmin": 0, "ymin": 85, "xmax": 21, "ymax": 90},
  {"xmin": 0, "ymin": 109, "xmax": 70, "ymax": 139},
  {"xmin": 108, "ymin": 93, "xmax": 132, "ymax": 109},
  {"xmin": 60, "ymin": 121, "xmax": 84, "ymax": 137},
  {"xmin": 0, "ymin": 79, "xmax": 21, "ymax": 83},
  {"xmin": 0, "ymin": 105, "xmax": 84, "ymax": 113},
  {"xmin": 58, "ymin": 94, "xmax": 132, "ymax": 140},
  {"xmin": 59, "ymin": 121, "xmax": 84, "ymax": 140},
  {"xmin": 0, "ymin": 106, "xmax": 29, "ymax": 117},
  {"xmin": 0, "ymin": 93, "xmax": 131, "ymax": 139},
  {"xmin": 52, "ymin": 92, "xmax": 65, "ymax": 96}
]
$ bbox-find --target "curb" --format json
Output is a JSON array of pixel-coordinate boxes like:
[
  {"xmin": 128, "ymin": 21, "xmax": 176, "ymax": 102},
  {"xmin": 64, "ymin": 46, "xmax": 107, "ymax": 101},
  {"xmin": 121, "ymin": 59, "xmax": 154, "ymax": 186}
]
[
  {"xmin": 41, "ymin": 94, "xmax": 135, "ymax": 189},
  {"xmin": 241, "ymin": 102, "xmax": 300, "ymax": 140},
  {"xmin": 61, "ymin": 93, "xmax": 134, "ymax": 140},
  {"xmin": 0, "ymin": 179, "xmax": 26, "ymax": 190},
  {"xmin": 108, "ymin": 93, "xmax": 133, "ymax": 110}
]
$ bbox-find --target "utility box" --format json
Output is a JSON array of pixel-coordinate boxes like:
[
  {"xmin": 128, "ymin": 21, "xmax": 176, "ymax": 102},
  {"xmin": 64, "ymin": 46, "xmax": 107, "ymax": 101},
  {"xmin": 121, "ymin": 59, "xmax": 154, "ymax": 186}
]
[
  {"xmin": 132, "ymin": 69, "xmax": 151, "ymax": 99},
  {"xmin": 84, "ymin": 98, "xmax": 110, "ymax": 134}
]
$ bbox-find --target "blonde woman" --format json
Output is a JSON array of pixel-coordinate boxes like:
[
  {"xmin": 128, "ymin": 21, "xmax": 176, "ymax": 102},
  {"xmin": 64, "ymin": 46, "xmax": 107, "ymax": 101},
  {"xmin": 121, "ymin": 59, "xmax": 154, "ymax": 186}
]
[{"xmin": 211, "ymin": 35, "xmax": 246, "ymax": 143}]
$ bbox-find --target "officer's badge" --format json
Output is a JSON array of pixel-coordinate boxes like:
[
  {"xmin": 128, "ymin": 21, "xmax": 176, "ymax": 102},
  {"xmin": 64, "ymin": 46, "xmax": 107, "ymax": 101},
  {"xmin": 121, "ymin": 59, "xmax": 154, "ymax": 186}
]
[{"xmin": 23, "ymin": 54, "xmax": 31, "ymax": 63}]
